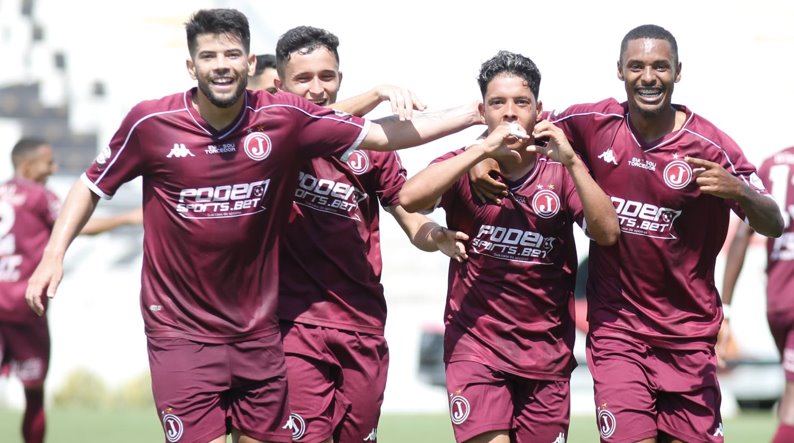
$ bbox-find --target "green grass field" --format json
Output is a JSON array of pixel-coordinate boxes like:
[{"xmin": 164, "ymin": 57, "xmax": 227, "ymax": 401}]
[{"xmin": 0, "ymin": 407, "xmax": 776, "ymax": 442}]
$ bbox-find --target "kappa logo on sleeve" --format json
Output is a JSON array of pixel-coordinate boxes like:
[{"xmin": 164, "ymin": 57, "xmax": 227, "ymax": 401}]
[{"xmin": 95, "ymin": 146, "xmax": 112, "ymax": 165}]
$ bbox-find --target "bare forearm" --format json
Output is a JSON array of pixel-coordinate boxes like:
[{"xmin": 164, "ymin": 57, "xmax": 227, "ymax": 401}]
[
  {"xmin": 46, "ymin": 181, "xmax": 100, "ymax": 258},
  {"xmin": 721, "ymin": 223, "xmax": 753, "ymax": 305},
  {"xmin": 331, "ymin": 89, "xmax": 380, "ymax": 117},
  {"xmin": 362, "ymin": 103, "xmax": 479, "ymax": 151},
  {"xmin": 738, "ymin": 189, "xmax": 784, "ymax": 237},
  {"xmin": 400, "ymin": 146, "xmax": 487, "ymax": 213},
  {"xmin": 567, "ymin": 160, "xmax": 620, "ymax": 246},
  {"xmin": 389, "ymin": 206, "xmax": 441, "ymax": 252}
]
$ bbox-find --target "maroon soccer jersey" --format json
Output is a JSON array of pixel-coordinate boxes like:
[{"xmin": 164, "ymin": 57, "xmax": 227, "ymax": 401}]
[
  {"xmin": 756, "ymin": 147, "xmax": 794, "ymax": 314},
  {"xmin": 277, "ymin": 150, "xmax": 406, "ymax": 334},
  {"xmin": 82, "ymin": 89, "xmax": 367, "ymax": 343},
  {"xmin": 0, "ymin": 178, "xmax": 59, "ymax": 323},
  {"xmin": 552, "ymin": 98, "xmax": 770, "ymax": 348},
  {"xmin": 438, "ymin": 149, "xmax": 580, "ymax": 380}
]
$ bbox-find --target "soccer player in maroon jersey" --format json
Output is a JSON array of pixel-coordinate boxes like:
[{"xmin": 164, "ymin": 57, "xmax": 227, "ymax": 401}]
[
  {"xmin": 248, "ymin": 54, "xmax": 278, "ymax": 94},
  {"xmin": 24, "ymin": 9, "xmax": 480, "ymax": 443},
  {"xmin": 269, "ymin": 25, "xmax": 468, "ymax": 443},
  {"xmin": 721, "ymin": 146, "xmax": 794, "ymax": 443},
  {"xmin": 1, "ymin": 137, "xmax": 140, "ymax": 443},
  {"xmin": 400, "ymin": 50, "xmax": 619, "ymax": 443},
  {"xmin": 470, "ymin": 25, "xmax": 783, "ymax": 443}
]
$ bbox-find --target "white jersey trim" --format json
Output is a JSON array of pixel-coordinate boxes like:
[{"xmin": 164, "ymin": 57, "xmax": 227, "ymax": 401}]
[
  {"xmin": 95, "ymin": 107, "xmax": 188, "ymax": 187},
  {"xmin": 81, "ymin": 173, "xmax": 112, "ymax": 200}
]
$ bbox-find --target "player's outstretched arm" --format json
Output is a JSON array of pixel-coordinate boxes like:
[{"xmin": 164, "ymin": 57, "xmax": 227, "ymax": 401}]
[
  {"xmin": 26, "ymin": 180, "xmax": 100, "ymax": 315},
  {"xmin": 387, "ymin": 206, "xmax": 469, "ymax": 263},
  {"xmin": 332, "ymin": 85, "xmax": 427, "ymax": 120},
  {"xmin": 686, "ymin": 156, "xmax": 784, "ymax": 237},
  {"xmin": 399, "ymin": 124, "xmax": 516, "ymax": 213},
  {"xmin": 717, "ymin": 222, "xmax": 754, "ymax": 365},
  {"xmin": 80, "ymin": 207, "xmax": 143, "ymax": 236},
  {"xmin": 530, "ymin": 121, "xmax": 620, "ymax": 246},
  {"xmin": 360, "ymin": 101, "xmax": 483, "ymax": 152}
]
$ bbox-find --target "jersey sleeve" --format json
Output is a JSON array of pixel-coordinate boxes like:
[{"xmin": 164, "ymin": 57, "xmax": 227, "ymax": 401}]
[
  {"xmin": 708, "ymin": 133, "xmax": 771, "ymax": 220},
  {"xmin": 287, "ymin": 95, "xmax": 369, "ymax": 161},
  {"xmin": 373, "ymin": 151, "xmax": 407, "ymax": 208},
  {"xmin": 81, "ymin": 102, "xmax": 152, "ymax": 199}
]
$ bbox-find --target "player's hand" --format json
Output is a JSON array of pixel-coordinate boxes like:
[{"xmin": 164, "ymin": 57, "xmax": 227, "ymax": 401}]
[
  {"xmin": 527, "ymin": 120, "xmax": 577, "ymax": 167},
  {"xmin": 468, "ymin": 157, "xmax": 507, "ymax": 205},
  {"xmin": 431, "ymin": 227, "xmax": 469, "ymax": 262},
  {"xmin": 25, "ymin": 255, "xmax": 64, "ymax": 316},
  {"xmin": 685, "ymin": 156, "xmax": 744, "ymax": 200},
  {"xmin": 374, "ymin": 85, "xmax": 427, "ymax": 121}
]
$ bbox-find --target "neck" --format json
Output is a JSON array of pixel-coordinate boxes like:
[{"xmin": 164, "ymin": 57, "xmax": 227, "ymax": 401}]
[
  {"xmin": 193, "ymin": 91, "xmax": 245, "ymax": 130},
  {"xmin": 629, "ymin": 105, "xmax": 684, "ymax": 143},
  {"xmin": 499, "ymin": 151, "xmax": 537, "ymax": 182}
]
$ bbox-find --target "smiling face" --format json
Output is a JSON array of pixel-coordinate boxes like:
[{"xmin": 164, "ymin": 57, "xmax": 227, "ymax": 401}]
[
  {"xmin": 618, "ymin": 37, "xmax": 681, "ymax": 119},
  {"xmin": 187, "ymin": 32, "xmax": 255, "ymax": 108},
  {"xmin": 275, "ymin": 46, "xmax": 341, "ymax": 106}
]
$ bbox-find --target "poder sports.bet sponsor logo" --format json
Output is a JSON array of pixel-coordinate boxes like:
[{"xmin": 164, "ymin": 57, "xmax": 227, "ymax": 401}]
[
  {"xmin": 612, "ymin": 196, "xmax": 682, "ymax": 239},
  {"xmin": 294, "ymin": 171, "xmax": 367, "ymax": 218},
  {"xmin": 176, "ymin": 180, "xmax": 269, "ymax": 218},
  {"xmin": 471, "ymin": 224, "xmax": 556, "ymax": 261}
]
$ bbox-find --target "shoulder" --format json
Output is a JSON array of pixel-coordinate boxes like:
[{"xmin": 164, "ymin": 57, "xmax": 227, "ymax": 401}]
[
  {"xmin": 125, "ymin": 90, "xmax": 190, "ymax": 124},
  {"xmin": 551, "ymin": 98, "xmax": 625, "ymax": 122},
  {"xmin": 680, "ymin": 110, "xmax": 742, "ymax": 154}
]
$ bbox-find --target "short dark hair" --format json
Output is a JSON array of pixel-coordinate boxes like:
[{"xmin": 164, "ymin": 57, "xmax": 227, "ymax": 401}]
[
  {"xmin": 185, "ymin": 9, "xmax": 250, "ymax": 57},
  {"xmin": 477, "ymin": 50, "xmax": 541, "ymax": 99},
  {"xmin": 620, "ymin": 24, "xmax": 678, "ymax": 64},
  {"xmin": 275, "ymin": 26, "xmax": 340, "ymax": 77},
  {"xmin": 11, "ymin": 137, "xmax": 49, "ymax": 169},
  {"xmin": 253, "ymin": 53, "xmax": 276, "ymax": 76}
]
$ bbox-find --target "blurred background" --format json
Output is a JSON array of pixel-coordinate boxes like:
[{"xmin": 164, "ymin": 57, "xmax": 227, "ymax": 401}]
[{"xmin": 0, "ymin": 0, "xmax": 791, "ymax": 440}]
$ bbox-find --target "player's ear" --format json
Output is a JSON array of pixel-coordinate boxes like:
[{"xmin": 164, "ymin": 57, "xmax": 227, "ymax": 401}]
[
  {"xmin": 536, "ymin": 99, "xmax": 543, "ymax": 115},
  {"xmin": 274, "ymin": 78, "xmax": 283, "ymax": 90},
  {"xmin": 674, "ymin": 62, "xmax": 682, "ymax": 83},
  {"xmin": 248, "ymin": 53, "xmax": 257, "ymax": 77},
  {"xmin": 616, "ymin": 60, "xmax": 624, "ymax": 81},
  {"xmin": 338, "ymin": 71, "xmax": 343, "ymax": 87},
  {"xmin": 186, "ymin": 58, "xmax": 197, "ymax": 80}
]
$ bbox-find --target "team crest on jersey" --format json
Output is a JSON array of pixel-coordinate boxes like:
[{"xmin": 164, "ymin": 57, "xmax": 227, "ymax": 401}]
[
  {"xmin": 449, "ymin": 395, "xmax": 470, "ymax": 425},
  {"xmin": 663, "ymin": 160, "xmax": 693, "ymax": 190},
  {"xmin": 597, "ymin": 407, "xmax": 616, "ymax": 439},
  {"xmin": 95, "ymin": 145, "xmax": 112, "ymax": 165},
  {"xmin": 532, "ymin": 189, "xmax": 561, "ymax": 218},
  {"xmin": 346, "ymin": 150, "xmax": 370, "ymax": 174},
  {"xmin": 282, "ymin": 413, "xmax": 306, "ymax": 440},
  {"xmin": 161, "ymin": 413, "xmax": 184, "ymax": 442},
  {"xmin": 243, "ymin": 132, "xmax": 272, "ymax": 161}
]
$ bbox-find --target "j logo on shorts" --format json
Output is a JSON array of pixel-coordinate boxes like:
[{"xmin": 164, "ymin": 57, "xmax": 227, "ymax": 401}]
[
  {"xmin": 161, "ymin": 413, "xmax": 184, "ymax": 442},
  {"xmin": 282, "ymin": 413, "xmax": 306, "ymax": 440},
  {"xmin": 449, "ymin": 395, "xmax": 470, "ymax": 425}
]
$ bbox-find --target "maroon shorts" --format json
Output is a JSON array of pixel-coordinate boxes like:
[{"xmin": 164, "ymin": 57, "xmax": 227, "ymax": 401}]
[
  {"xmin": 147, "ymin": 333, "xmax": 291, "ymax": 443},
  {"xmin": 280, "ymin": 321, "xmax": 388, "ymax": 443},
  {"xmin": 586, "ymin": 328, "xmax": 723, "ymax": 443},
  {"xmin": 767, "ymin": 310, "xmax": 794, "ymax": 381},
  {"xmin": 0, "ymin": 317, "xmax": 49, "ymax": 387},
  {"xmin": 445, "ymin": 360, "xmax": 570, "ymax": 443}
]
